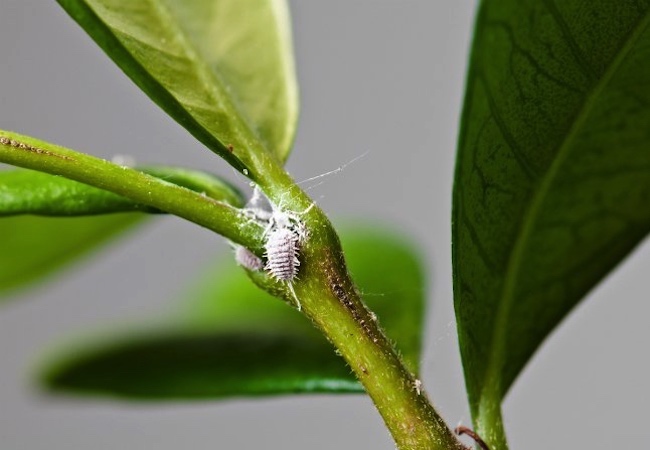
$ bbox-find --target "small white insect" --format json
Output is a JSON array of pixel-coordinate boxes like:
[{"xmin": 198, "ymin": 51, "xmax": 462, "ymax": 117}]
[
  {"xmin": 238, "ymin": 186, "xmax": 313, "ymax": 311},
  {"xmin": 413, "ymin": 378, "xmax": 422, "ymax": 396},
  {"xmin": 244, "ymin": 185, "xmax": 273, "ymax": 222},
  {"xmin": 234, "ymin": 245, "xmax": 264, "ymax": 271},
  {"xmin": 263, "ymin": 205, "xmax": 311, "ymax": 311},
  {"xmin": 264, "ymin": 226, "xmax": 301, "ymax": 281}
]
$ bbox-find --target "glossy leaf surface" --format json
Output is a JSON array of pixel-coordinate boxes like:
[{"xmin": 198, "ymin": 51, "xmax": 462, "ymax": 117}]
[
  {"xmin": 57, "ymin": 0, "xmax": 299, "ymax": 167},
  {"xmin": 453, "ymin": 0, "xmax": 650, "ymax": 441},
  {"xmin": 0, "ymin": 167, "xmax": 242, "ymax": 216},
  {"xmin": 41, "ymin": 227, "xmax": 425, "ymax": 399},
  {"xmin": 0, "ymin": 215, "xmax": 142, "ymax": 297}
]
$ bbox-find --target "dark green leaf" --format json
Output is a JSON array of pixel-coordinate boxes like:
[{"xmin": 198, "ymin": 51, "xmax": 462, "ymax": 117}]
[
  {"xmin": 454, "ymin": 0, "xmax": 650, "ymax": 442},
  {"xmin": 0, "ymin": 167, "xmax": 243, "ymax": 216},
  {"xmin": 42, "ymin": 332, "xmax": 361, "ymax": 400},
  {"xmin": 40, "ymin": 226, "xmax": 425, "ymax": 399},
  {"xmin": 0, "ymin": 214, "xmax": 142, "ymax": 297},
  {"xmin": 57, "ymin": 0, "xmax": 299, "ymax": 167}
]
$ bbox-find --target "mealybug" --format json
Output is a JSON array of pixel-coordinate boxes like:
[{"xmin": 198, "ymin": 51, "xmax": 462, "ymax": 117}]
[
  {"xmin": 238, "ymin": 187, "xmax": 313, "ymax": 310},
  {"xmin": 234, "ymin": 245, "xmax": 264, "ymax": 271},
  {"xmin": 262, "ymin": 199, "xmax": 310, "ymax": 278},
  {"xmin": 262, "ymin": 205, "xmax": 310, "ymax": 310},
  {"xmin": 264, "ymin": 226, "xmax": 301, "ymax": 281}
]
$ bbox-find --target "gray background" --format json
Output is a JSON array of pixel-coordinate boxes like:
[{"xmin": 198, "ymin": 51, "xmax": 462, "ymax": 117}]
[{"xmin": 1, "ymin": 1, "xmax": 649, "ymax": 449}]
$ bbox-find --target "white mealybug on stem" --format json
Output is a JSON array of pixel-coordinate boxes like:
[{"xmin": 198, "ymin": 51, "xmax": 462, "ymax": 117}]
[
  {"xmin": 239, "ymin": 186, "xmax": 313, "ymax": 311},
  {"xmin": 234, "ymin": 245, "xmax": 264, "ymax": 271},
  {"xmin": 262, "ymin": 203, "xmax": 311, "ymax": 311},
  {"xmin": 264, "ymin": 226, "xmax": 301, "ymax": 281}
]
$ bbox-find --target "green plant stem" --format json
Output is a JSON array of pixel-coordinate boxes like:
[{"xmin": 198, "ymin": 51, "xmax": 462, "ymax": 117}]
[
  {"xmin": 0, "ymin": 129, "xmax": 466, "ymax": 449},
  {"xmin": 240, "ymin": 151, "xmax": 466, "ymax": 450},
  {"xmin": 0, "ymin": 130, "xmax": 264, "ymax": 252},
  {"xmin": 477, "ymin": 389, "xmax": 508, "ymax": 450},
  {"xmin": 248, "ymin": 206, "xmax": 466, "ymax": 450}
]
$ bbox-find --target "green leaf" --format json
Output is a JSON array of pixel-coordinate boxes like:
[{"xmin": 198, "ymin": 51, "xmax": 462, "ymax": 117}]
[
  {"xmin": 453, "ymin": 0, "xmax": 650, "ymax": 444},
  {"xmin": 0, "ymin": 169, "xmax": 153, "ymax": 215},
  {"xmin": 57, "ymin": 0, "xmax": 299, "ymax": 168},
  {"xmin": 0, "ymin": 167, "xmax": 243, "ymax": 216},
  {"xmin": 0, "ymin": 214, "xmax": 142, "ymax": 297},
  {"xmin": 40, "ymin": 226, "xmax": 425, "ymax": 399},
  {"xmin": 41, "ymin": 332, "xmax": 362, "ymax": 399},
  {"xmin": 0, "ymin": 164, "xmax": 240, "ymax": 298}
]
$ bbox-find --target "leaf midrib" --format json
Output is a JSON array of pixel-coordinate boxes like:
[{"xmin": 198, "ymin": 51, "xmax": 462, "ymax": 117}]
[
  {"xmin": 268, "ymin": 0, "xmax": 299, "ymax": 160},
  {"xmin": 480, "ymin": 8, "xmax": 650, "ymax": 410},
  {"xmin": 154, "ymin": 0, "xmax": 263, "ymax": 152},
  {"xmin": 99, "ymin": 0, "xmax": 268, "ymax": 160}
]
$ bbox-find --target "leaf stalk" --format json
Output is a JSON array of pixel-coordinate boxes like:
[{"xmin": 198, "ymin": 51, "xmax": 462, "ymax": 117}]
[{"xmin": 0, "ymin": 130, "xmax": 264, "ymax": 253}]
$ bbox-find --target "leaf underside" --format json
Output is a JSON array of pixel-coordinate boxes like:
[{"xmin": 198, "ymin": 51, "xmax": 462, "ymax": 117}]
[
  {"xmin": 40, "ymin": 226, "xmax": 425, "ymax": 400},
  {"xmin": 57, "ymin": 0, "xmax": 299, "ymax": 169},
  {"xmin": 0, "ymin": 214, "xmax": 143, "ymax": 298},
  {"xmin": 454, "ymin": 0, "xmax": 650, "ymax": 431}
]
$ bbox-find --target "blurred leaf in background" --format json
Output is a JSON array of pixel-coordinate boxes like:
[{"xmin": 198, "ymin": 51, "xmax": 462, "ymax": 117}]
[{"xmin": 41, "ymin": 226, "xmax": 427, "ymax": 400}]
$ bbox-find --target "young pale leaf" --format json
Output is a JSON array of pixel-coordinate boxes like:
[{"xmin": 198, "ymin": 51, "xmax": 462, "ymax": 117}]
[
  {"xmin": 0, "ymin": 215, "xmax": 142, "ymax": 298},
  {"xmin": 40, "ymin": 226, "xmax": 425, "ymax": 399},
  {"xmin": 454, "ymin": 0, "xmax": 650, "ymax": 444},
  {"xmin": 56, "ymin": 0, "xmax": 298, "ymax": 169},
  {"xmin": 0, "ymin": 167, "xmax": 243, "ymax": 216}
]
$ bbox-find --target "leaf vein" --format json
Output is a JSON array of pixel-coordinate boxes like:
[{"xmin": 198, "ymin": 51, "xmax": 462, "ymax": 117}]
[{"xmin": 480, "ymin": 7, "xmax": 650, "ymax": 408}]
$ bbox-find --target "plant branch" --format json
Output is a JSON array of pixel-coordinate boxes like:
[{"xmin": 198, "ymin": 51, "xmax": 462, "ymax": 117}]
[
  {"xmin": 241, "ymin": 149, "xmax": 467, "ymax": 450},
  {"xmin": 477, "ymin": 393, "xmax": 508, "ymax": 450},
  {"xmin": 249, "ymin": 204, "xmax": 466, "ymax": 449},
  {"xmin": 0, "ymin": 130, "xmax": 264, "ymax": 252},
  {"xmin": 456, "ymin": 425, "xmax": 491, "ymax": 450}
]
